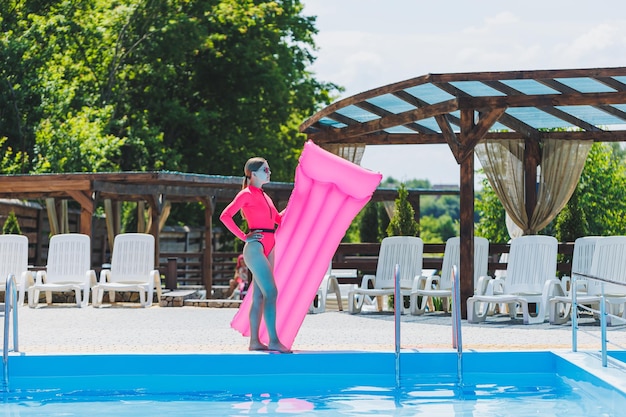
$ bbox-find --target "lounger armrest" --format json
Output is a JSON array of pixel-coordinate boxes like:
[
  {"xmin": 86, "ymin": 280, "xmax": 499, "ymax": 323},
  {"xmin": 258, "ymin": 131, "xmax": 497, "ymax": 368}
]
[
  {"xmin": 475, "ymin": 275, "xmax": 491, "ymax": 295},
  {"xmin": 484, "ymin": 276, "xmax": 504, "ymax": 295},
  {"xmin": 151, "ymin": 270, "xmax": 162, "ymax": 298},
  {"xmin": 411, "ymin": 275, "xmax": 428, "ymax": 292},
  {"xmin": 474, "ymin": 275, "xmax": 493, "ymax": 295},
  {"xmin": 151, "ymin": 269, "xmax": 161, "ymax": 286},
  {"xmin": 424, "ymin": 275, "xmax": 441, "ymax": 290},
  {"xmin": 87, "ymin": 270, "xmax": 97, "ymax": 287},
  {"xmin": 35, "ymin": 269, "xmax": 47, "ymax": 285},
  {"xmin": 99, "ymin": 269, "xmax": 111, "ymax": 283},
  {"xmin": 360, "ymin": 274, "xmax": 375, "ymax": 289},
  {"xmin": 542, "ymin": 278, "xmax": 564, "ymax": 306},
  {"xmin": 21, "ymin": 270, "xmax": 34, "ymax": 290}
]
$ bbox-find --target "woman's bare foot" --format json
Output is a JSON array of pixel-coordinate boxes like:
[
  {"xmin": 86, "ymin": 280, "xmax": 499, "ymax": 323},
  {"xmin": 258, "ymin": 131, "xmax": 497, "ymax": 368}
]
[
  {"xmin": 249, "ymin": 341, "xmax": 269, "ymax": 351},
  {"xmin": 268, "ymin": 341, "xmax": 292, "ymax": 353}
]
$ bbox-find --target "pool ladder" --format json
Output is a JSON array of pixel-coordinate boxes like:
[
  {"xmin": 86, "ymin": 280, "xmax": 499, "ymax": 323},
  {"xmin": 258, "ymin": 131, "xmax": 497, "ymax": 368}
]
[
  {"xmin": 2, "ymin": 274, "xmax": 19, "ymax": 392},
  {"xmin": 394, "ymin": 265, "xmax": 464, "ymax": 387}
]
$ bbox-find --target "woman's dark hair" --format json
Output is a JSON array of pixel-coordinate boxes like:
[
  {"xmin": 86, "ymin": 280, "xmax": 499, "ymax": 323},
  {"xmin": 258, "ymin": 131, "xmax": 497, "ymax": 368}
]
[{"xmin": 242, "ymin": 157, "xmax": 267, "ymax": 189}]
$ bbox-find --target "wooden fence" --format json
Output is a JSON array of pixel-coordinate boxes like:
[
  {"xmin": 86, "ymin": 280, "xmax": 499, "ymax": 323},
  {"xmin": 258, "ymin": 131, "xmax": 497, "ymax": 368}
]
[{"xmin": 162, "ymin": 241, "xmax": 576, "ymax": 290}]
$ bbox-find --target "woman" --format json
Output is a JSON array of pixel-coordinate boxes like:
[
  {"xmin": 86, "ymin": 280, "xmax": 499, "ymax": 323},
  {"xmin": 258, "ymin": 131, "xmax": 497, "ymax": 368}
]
[{"xmin": 220, "ymin": 157, "xmax": 290, "ymax": 353}]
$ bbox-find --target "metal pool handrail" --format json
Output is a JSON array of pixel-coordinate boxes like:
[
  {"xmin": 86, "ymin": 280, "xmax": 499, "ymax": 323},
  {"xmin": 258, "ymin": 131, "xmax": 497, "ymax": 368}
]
[
  {"xmin": 2, "ymin": 274, "xmax": 19, "ymax": 392},
  {"xmin": 451, "ymin": 265, "xmax": 463, "ymax": 385},
  {"xmin": 393, "ymin": 264, "xmax": 464, "ymax": 387},
  {"xmin": 570, "ymin": 271, "xmax": 626, "ymax": 367},
  {"xmin": 394, "ymin": 264, "xmax": 401, "ymax": 388}
]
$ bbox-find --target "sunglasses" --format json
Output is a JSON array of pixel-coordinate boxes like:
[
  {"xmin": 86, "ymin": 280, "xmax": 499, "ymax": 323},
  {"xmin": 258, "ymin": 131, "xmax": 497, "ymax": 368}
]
[{"xmin": 259, "ymin": 166, "xmax": 270, "ymax": 174}]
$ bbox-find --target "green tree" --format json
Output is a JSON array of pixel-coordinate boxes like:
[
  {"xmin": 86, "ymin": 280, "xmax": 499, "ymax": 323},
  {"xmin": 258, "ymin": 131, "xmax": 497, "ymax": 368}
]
[
  {"xmin": 387, "ymin": 183, "xmax": 419, "ymax": 237},
  {"xmin": 0, "ymin": 0, "xmax": 337, "ymax": 229},
  {"xmin": 1, "ymin": 0, "xmax": 335, "ymax": 177},
  {"xmin": 475, "ymin": 176, "xmax": 509, "ymax": 243},
  {"xmin": 0, "ymin": 137, "xmax": 28, "ymax": 174},
  {"xmin": 359, "ymin": 202, "xmax": 380, "ymax": 243},
  {"xmin": 421, "ymin": 194, "xmax": 460, "ymax": 219},
  {"xmin": 378, "ymin": 203, "xmax": 390, "ymax": 241},
  {"xmin": 381, "ymin": 177, "xmax": 430, "ymax": 189},
  {"xmin": 420, "ymin": 214, "xmax": 458, "ymax": 243},
  {"xmin": 33, "ymin": 106, "xmax": 124, "ymax": 172},
  {"xmin": 554, "ymin": 142, "xmax": 626, "ymax": 238},
  {"xmin": 554, "ymin": 187, "xmax": 588, "ymax": 242},
  {"xmin": 2, "ymin": 210, "xmax": 21, "ymax": 234}
]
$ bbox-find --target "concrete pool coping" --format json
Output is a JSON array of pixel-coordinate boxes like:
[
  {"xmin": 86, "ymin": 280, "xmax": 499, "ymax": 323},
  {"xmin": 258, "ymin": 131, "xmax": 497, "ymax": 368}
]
[{"xmin": 9, "ymin": 304, "xmax": 626, "ymax": 355}]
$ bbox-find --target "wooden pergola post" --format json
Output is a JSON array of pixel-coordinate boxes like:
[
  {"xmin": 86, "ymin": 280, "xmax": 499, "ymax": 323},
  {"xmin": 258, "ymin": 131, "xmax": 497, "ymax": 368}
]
[
  {"xmin": 458, "ymin": 155, "xmax": 474, "ymax": 318},
  {"xmin": 67, "ymin": 190, "xmax": 95, "ymax": 238},
  {"xmin": 202, "ymin": 197, "xmax": 215, "ymax": 297}
]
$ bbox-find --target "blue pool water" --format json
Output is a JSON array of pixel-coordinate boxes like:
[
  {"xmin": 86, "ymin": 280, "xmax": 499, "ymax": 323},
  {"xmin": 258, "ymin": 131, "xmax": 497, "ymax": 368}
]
[{"xmin": 3, "ymin": 351, "xmax": 626, "ymax": 416}]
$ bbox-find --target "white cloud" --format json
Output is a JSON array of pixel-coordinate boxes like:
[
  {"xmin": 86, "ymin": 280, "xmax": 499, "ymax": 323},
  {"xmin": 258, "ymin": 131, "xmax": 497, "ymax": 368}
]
[
  {"xmin": 302, "ymin": 0, "xmax": 626, "ymax": 183},
  {"xmin": 559, "ymin": 23, "xmax": 625, "ymax": 62}
]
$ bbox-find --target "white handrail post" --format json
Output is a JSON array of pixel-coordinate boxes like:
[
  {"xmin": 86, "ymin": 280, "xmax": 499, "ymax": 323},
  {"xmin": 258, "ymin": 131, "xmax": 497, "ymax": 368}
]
[
  {"xmin": 451, "ymin": 265, "xmax": 463, "ymax": 385},
  {"xmin": 394, "ymin": 264, "xmax": 401, "ymax": 388},
  {"xmin": 3, "ymin": 274, "xmax": 18, "ymax": 392},
  {"xmin": 601, "ymin": 282, "xmax": 607, "ymax": 367},
  {"xmin": 572, "ymin": 274, "xmax": 578, "ymax": 352}
]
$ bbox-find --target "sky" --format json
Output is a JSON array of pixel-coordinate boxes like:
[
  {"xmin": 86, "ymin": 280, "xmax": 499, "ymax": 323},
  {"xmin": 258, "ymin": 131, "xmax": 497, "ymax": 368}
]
[{"xmin": 301, "ymin": 0, "xmax": 626, "ymax": 186}]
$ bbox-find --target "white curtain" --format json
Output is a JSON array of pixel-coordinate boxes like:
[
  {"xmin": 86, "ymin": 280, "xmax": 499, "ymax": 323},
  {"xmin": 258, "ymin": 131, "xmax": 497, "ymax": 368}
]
[
  {"xmin": 530, "ymin": 139, "xmax": 592, "ymax": 233},
  {"xmin": 476, "ymin": 138, "xmax": 592, "ymax": 235}
]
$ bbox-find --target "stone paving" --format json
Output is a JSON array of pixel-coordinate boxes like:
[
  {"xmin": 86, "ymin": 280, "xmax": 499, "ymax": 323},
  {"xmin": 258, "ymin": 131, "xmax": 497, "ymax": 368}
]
[{"xmin": 9, "ymin": 303, "xmax": 626, "ymax": 355}]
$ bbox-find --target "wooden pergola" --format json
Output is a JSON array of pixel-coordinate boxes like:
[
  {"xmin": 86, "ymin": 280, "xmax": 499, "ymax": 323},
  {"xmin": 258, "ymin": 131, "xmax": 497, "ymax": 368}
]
[
  {"xmin": 0, "ymin": 172, "xmax": 295, "ymax": 290},
  {"xmin": 300, "ymin": 66, "xmax": 626, "ymax": 317}
]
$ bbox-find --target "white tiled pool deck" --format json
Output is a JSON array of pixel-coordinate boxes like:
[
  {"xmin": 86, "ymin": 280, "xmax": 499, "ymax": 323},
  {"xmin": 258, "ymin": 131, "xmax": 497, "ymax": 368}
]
[{"xmin": 11, "ymin": 304, "xmax": 626, "ymax": 354}]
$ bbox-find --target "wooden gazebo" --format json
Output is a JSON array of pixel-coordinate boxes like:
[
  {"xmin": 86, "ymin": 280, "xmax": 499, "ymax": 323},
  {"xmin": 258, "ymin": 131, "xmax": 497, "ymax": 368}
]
[
  {"xmin": 0, "ymin": 172, "xmax": 295, "ymax": 290},
  {"xmin": 300, "ymin": 66, "xmax": 626, "ymax": 316}
]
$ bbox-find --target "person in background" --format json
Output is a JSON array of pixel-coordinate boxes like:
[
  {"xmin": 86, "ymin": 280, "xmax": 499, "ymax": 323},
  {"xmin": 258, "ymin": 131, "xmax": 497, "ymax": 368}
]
[
  {"xmin": 219, "ymin": 157, "xmax": 290, "ymax": 353},
  {"xmin": 227, "ymin": 254, "xmax": 249, "ymax": 300}
]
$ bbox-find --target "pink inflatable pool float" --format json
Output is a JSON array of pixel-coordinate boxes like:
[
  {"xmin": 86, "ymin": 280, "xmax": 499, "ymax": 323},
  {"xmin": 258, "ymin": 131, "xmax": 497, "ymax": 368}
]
[{"xmin": 231, "ymin": 140, "xmax": 382, "ymax": 349}]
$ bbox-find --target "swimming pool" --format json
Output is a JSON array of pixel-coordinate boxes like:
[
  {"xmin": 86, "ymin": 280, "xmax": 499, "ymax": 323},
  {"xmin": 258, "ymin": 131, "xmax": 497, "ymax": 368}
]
[{"xmin": 3, "ymin": 351, "xmax": 626, "ymax": 416}]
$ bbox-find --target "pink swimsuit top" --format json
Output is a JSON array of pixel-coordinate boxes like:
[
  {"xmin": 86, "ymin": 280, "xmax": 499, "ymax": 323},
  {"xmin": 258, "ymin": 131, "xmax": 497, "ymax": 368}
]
[{"xmin": 220, "ymin": 185, "xmax": 282, "ymax": 242}]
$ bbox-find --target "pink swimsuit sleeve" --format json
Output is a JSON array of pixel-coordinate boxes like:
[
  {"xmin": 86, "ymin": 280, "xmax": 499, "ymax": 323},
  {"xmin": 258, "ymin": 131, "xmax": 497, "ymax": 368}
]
[{"xmin": 219, "ymin": 191, "xmax": 248, "ymax": 242}]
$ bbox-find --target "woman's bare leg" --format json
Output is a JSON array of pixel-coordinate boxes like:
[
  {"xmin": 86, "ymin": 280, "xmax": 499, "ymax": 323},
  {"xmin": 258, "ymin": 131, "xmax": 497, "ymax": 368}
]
[
  {"xmin": 248, "ymin": 278, "xmax": 266, "ymax": 350},
  {"xmin": 243, "ymin": 241, "xmax": 290, "ymax": 353}
]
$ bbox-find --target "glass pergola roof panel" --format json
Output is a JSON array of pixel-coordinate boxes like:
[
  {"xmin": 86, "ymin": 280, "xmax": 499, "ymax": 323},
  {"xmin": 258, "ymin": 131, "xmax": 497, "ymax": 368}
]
[
  {"xmin": 505, "ymin": 107, "xmax": 574, "ymax": 129},
  {"xmin": 448, "ymin": 81, "xmax": 506, "ymax": 97},
  {"xmin": 613, "ymin": 104, "xmax": 626, "ymax": 112},
  {"xmin": 403, "ymin": 84, "xmax": 455, "ymax": 104},
  {"xmin": 554, "ymin": 77, "xmax": 616, "ymax": 93},
  {"xmin": 383, "ymin": 125, "xmax": 419, "ymax": 134},
  {"xmin": 500, "ymin": 79, "xmax": 561, "ymax": 95},
  {"xmin": 555, "ymin": 105, "xmax": 625, "ymax": 126},
  {"xmin": 612, "ymin": 76, "xmax": 626, "ymax": 86},
  {"xmin": 366, "ymin": 94, "xmax": 417, "ymax": 114},
  {"xmin": 318, "ymin": 117, "xmax": 347, "ymax": 128},
  {"xmin": 334, "ymin": 105, "xmax": 380, "ymax": 123},
  {"xmin": 415, "ymin": 117, "xmax": 443, "ymax": 133},
  {"xmin": 491, "ymin": 121, "xmax": 509, "ymax": 131}
]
